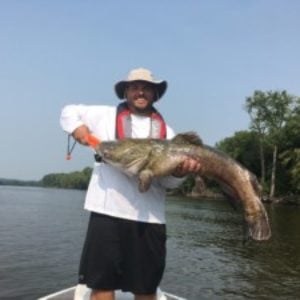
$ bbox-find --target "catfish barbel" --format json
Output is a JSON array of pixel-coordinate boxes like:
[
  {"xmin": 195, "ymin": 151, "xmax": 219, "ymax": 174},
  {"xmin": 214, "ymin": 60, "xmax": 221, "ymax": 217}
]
[{"xmin": 88, "ymin": 132, "xmax": 271, "ymax": 241}]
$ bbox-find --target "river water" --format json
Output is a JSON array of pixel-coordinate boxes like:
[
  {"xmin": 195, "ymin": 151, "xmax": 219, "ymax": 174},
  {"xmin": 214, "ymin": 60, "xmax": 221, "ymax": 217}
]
[{"xmin": 0, "ymin": 186, "xmax": 299, "ymax": 300}]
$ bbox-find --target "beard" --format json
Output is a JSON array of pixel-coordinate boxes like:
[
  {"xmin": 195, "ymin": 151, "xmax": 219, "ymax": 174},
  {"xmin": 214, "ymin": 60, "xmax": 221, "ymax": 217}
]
[{"xmin": 128, "ymin": 97, "xmax": 154, "ymax": 115}]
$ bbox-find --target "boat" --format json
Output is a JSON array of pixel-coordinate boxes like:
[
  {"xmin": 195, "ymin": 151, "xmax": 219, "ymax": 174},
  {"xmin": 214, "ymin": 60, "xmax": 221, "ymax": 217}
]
[{"xmin": 38, "ymin": 284, "xmax": 186, "ymax": 300}]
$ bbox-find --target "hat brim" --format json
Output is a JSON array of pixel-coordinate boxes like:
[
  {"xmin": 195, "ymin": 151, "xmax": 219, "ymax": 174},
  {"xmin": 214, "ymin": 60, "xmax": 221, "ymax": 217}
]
[{"xmin": 114, "ymin": 80, "xmax": 167, "ymax": 101}]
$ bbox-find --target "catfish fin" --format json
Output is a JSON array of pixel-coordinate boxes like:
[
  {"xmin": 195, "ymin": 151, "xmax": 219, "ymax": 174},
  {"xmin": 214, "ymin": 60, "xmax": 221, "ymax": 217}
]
[
  {"xmin": 172, "ymin": 132, "xmax": 203, "ymax": 146},
  {"xmin": 138, "ymin": 169, "xmax": 154, "ymax": 193},
  {"xmin": 246, "ymin": 208, "xmax": 272, "ymax": 241}
]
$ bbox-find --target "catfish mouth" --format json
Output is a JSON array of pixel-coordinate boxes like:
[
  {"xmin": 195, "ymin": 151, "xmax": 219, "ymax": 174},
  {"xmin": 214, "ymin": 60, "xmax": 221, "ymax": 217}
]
[{"xmin": 97, "ymin": 140, "xmax": 151, "ymax": 176}]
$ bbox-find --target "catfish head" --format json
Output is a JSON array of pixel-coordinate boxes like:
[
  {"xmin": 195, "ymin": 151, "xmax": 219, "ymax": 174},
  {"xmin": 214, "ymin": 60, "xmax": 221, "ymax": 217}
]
[{"xmin": 95, "ymin": 139, "xmax": 152, "ymax": 176}]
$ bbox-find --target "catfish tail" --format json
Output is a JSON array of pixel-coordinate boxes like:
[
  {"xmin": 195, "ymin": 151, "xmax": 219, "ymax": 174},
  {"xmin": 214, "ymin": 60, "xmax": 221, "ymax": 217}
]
[{"xmin": 246, "ymin": 209, "xmax": 271, "ymax": 241}]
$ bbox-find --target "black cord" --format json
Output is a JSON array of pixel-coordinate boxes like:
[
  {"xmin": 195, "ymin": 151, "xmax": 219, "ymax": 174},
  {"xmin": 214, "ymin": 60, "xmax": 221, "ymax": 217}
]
[{"xmin": 66, "ymin": 134, "xmax": 77, "ymax": 160}]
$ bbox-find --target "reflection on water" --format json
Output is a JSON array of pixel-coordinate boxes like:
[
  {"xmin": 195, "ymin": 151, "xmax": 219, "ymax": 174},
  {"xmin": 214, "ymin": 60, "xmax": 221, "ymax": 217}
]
[
  {"xmin": 163, "ymin": 197, "xmax": 300, "ymax": 300},
  {"xmin": 0, "ymin": 187, "xmax": 299, "ymax": 300}
]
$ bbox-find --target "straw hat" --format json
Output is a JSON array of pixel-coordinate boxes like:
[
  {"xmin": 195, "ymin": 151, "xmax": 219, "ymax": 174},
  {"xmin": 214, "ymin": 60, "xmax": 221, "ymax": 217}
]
[{"xmin": 114, "ymin": 68, "xmax": 167, "ymax": 100}]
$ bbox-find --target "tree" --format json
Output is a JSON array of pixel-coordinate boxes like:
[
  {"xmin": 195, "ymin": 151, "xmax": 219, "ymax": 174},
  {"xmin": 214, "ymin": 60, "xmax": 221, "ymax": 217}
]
[
  {"xmin": 245, "ymin": 91, "xmax": 268, "ymax": 186},
  {"xmin": 245, "ymin": 90, "xmax": 295, "ymax": 199},
  {"xmin": 41, "ymin": 167, "xmax": 92, "ymax": 190},
  {"xmin": 279, "ymin": 102, "xmax": 300, "ymax": 193}
]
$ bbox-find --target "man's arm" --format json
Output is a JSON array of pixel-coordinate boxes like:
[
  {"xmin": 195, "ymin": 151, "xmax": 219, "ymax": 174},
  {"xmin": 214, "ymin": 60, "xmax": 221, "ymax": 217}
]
[{"xmin": 60, "ymin": 105, "xmax": 93, "ymax": 146}]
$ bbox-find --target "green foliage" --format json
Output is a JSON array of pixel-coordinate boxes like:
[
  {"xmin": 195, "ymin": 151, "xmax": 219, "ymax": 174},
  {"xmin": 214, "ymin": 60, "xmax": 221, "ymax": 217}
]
[
  {"xmin": 246, "ymin": 90, "xmax": 295, "ymax": 137},
  {"xmin": 207, "ymin": 90, "xmax": 300, "ymax": 197},
  {"xmin": 169, "ymin": 175, "xmax": 195, "ymax": 195},
  {"xmin": 244, "ymin": 90, "xmax": 298, "ymax": 197},
  {"xmin": 279, "ymin": 149, "xmax": 300, "ymax": 193},
  {"xmin": 278, "ymin": 106, "xmax": 300, "ymax": 193},
  {"xmin": 180, "ymin": 175, "xmax": 196, "ymax": 194},
  {"xmin": 41, "ymin": 167, "xmax": 92, "ymax": 190}
]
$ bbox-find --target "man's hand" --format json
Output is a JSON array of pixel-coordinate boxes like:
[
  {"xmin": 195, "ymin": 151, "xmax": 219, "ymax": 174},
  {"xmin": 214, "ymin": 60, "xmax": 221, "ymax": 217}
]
[
  {"xmin": 172, "ymin": 157, "xmax": 201, "ymax": 178},
  {"xmin": 72, "ymin": 125, "xmax": 91, "ymax": 145}
]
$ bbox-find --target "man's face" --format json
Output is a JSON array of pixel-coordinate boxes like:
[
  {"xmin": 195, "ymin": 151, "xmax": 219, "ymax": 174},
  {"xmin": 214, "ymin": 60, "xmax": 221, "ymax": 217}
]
[{"xmin": 125, "ymin": 81, "xmax": 156, "ymax": 114}]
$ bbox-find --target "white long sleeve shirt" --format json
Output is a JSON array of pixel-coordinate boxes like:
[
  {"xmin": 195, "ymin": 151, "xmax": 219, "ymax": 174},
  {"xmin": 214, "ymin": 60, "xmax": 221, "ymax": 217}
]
[{"xmin": 60, "ymin": 104, "xmax": 184, "ymax": 224}]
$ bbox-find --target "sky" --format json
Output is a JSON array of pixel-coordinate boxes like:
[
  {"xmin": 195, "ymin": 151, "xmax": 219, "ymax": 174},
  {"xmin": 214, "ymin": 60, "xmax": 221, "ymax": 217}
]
[{"xmin": 1, "ymin": 0, "xmax": 300, "ymax": 180}]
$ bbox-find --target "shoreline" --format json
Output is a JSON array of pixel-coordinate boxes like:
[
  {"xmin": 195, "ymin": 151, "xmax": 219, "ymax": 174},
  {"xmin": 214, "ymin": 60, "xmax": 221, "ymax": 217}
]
[{"xmin": 168, "ymin": 190, "xmax": 300, "ymax": 206}]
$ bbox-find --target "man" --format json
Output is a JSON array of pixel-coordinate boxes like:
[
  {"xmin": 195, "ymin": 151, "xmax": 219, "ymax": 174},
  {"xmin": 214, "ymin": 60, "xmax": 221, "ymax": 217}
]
[{"xmin": 60, "ymin": 68, "xmax": 201, "ymax": 300}]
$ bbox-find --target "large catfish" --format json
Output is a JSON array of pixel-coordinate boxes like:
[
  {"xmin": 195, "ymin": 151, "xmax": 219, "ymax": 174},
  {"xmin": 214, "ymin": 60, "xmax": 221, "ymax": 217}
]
[{"xmin": 91, "ymin": 132, "xmax": 271, "ymax": 241}]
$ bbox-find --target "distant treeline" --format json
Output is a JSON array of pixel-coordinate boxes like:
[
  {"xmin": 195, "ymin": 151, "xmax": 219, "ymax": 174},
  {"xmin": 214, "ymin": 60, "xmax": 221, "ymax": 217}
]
[
  {"xmin": 0, "ymin": 178, "xmax": 41, "ymax": 187},
  {"xmin": 40, "ymin": 167, "xmax": 93, "ymax": 190},
  {"xmin": 0, "ymin": 167, "xmax": 93, "ymax": 190}
]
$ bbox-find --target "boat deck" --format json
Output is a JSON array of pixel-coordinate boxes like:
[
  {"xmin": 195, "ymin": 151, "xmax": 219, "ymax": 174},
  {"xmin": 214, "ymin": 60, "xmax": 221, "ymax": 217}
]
[{"xmin": 38, "ymin": 285, "xmax": 186, "ymax": 300}]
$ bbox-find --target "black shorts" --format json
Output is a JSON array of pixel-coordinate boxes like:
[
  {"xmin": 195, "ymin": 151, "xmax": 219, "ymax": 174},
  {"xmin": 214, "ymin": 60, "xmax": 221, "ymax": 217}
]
[{"xmin": 78, "ymin": 212, "xmax": 166, "ymax": 294}]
